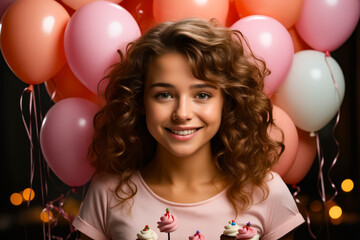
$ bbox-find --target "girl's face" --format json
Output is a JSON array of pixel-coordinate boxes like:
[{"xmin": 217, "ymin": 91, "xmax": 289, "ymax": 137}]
[{"xmin": 143, "ymin": 53, "xmax": 224, "ymax": 158}]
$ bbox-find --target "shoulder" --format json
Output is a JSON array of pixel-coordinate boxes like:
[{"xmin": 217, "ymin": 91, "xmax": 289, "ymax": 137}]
[
  {"xmin": 265, "ymin": 171, "xmax": 290, "ymax": 194},
  {"xmin": 89, "ymin": 172, "xmax": 141, "ymax": 192},
  {"xmin": 90, "ymin": 173, "xmax": 119, "ymax": 191}
]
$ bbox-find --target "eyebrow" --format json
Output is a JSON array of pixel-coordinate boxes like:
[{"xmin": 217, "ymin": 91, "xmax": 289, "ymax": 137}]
[{"xmin": 149, "ymin": 82, "xmax": 218, "ymax": 89}]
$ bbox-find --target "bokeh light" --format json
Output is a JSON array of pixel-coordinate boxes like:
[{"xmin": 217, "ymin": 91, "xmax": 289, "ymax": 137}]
[
  {"xmin": 40, "ymin": 209, "xmax": 54, "ymax": 223},
  {"xmin": 329, "ymin": 205, "xmax": 342, "ymax": 219},
  {"xmin": 22, "ymin": 188, "xmax": 35, "ymax": 201},
  {"xmin": 341, "ymin": 179, "xmax": 354, "ymax": 192},
  {"xmin": 310, "ymin": 200, "xmax": 322, "ymax": 212},
  {"xmin": 10, "ymin": 193, "xmax": 23, "ymax": 206}
]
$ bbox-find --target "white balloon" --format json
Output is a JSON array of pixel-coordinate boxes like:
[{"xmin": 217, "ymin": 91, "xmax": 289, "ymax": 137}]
[{"xmin": 273, "ymin": 50, "xmax": 345, "ymax": 132}]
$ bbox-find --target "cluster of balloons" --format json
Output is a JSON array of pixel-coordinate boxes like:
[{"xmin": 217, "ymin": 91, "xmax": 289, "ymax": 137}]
[{"xmin": 1, "ymin": 0, "xmax": 359, "ymax": 187}]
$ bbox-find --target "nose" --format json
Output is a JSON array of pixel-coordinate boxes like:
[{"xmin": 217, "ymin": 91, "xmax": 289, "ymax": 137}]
[{"xmin": 172, "ymin": 96, "xmax": 193, "ymax": 121}]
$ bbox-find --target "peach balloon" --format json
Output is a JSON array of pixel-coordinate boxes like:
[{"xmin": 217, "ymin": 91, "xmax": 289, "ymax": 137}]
[
  {"xmin": 1, "ymin": 0, "xmax": 70, "ymax": 85},
  {"xmin": 45, "ymin": 64, "xmax": 99, "ymax": 104},
  {"xmin": 283, "ymin": 129, "xmax": 317, "ymax": 185},
  {"xmin": 288, "ymin": 27, "xmax": 311, "ymax": 53},
  {"xmin": 153, "ymin": 0, "xmax": 229, "ymax": 25},
  {"xmin": 234, "ymin": 0, "xmax": 304, "ymax": 29},
  {"xmin": 270, "ymin": 105, "xmax": 299, "ymax": 177},
  {"xmin": 61, "ymin": 0, "xmax": 123, "ymax": 10}
]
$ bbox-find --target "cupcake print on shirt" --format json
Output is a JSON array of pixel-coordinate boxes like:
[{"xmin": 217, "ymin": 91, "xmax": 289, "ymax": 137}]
[{"xmin": 157, "ymin": 208, "xmax": 178, "ymax": 240}]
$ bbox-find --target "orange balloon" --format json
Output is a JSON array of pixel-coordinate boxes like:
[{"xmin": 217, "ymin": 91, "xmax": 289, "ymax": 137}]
[
  {"xmin": 55, "ymin": 0, "xmax": 76, "ymax": 16},
  {"xmin": 0, "ymin": 0, "xmax": 70, "ymax": 85},
  {"xmin": 282, "ymin": 129, "xmax": 317, "ymax": 185},
  {"xmin": 225, "ymin": 0, "xmax": 240, "ymax": 27},
  {"xmin": 61, "ymin": 0, "xmax": 123, "ymax": 11},
  {"xmin": 288, "ymin": 27, "xmax": 311, "ymax": 53},
  {"xmin": 234, "ymin": 0, "xmax": 304, "ymax": 29},
  {"xmin": 121, "ymin": 0, "xmax": 156, "ymax": 34},
  {"xmin": 153, "ymin": 0, "xmax": 229, "ymax": 26},
  {"xmin": 45, "ymin": 64, "xmax": 99, "ymax": 104}
]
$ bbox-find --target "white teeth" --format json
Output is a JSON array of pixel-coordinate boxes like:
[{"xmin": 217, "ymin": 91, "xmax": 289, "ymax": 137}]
[{"xmin": 171, "ymin": 129, "xmax": 197, "ymax": 136}]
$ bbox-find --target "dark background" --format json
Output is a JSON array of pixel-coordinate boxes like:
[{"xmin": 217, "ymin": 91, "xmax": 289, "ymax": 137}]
[{"xmin": 1, "ymin": 21, "xmax": 359, "ymax": 240}]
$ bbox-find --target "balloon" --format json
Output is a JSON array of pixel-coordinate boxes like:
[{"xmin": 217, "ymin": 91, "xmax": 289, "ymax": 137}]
[
  {"xmin": 55, "ymin": 0, "xmax": 76, "ymax": 16},
  {"xmin": 1, "ymin": 0, "xmax": 70, "ymax": 85},
  {"xmin": 153, "ymin": 0, "xmax": 229, "ymax": 26},
  {"xmin": 40, "ymin": 98, "xmax": 99, "ymax": 187},
  {"xmin": 234, "ymin": 0, "xmax": 304, "ymax": 29},
  {"xmin": 225, "ymin": 0, "xmax": 240, "ymax": 27},
  {"xmin": 45, "ymin": 64, "xmax": 99, "ymax": 104},
  {"xmin": 121, "ymin": 0, "xmax": 156, "ymax": 33},
  {"xmin": 231, "ymin": 15, "xmax": 294, "ymax": 97},
  {"xmin": 288, "ymin": 27, "xmax": 311, "ymax": 53},
  {"xmin": 0, "ymin": 0, "xmax": 14, "ymax": 20},
  {"xmin": 270, "ymin": 105, "xmax": 298, "ymax": 177},
  {"xmin": 61, "ymin": 0, "xmax": 123, "ymax": 10},
  {"xmin": 64, "ymin": 1, "xmax": 141, "ymax": 94},
  {"xmin": 283, "ymin": 129, "xmax": 317, "ymax": 185},
  {"xmin": 295, "ymin": 0, "xmax": 360, "ymax": 52},
  {"xmin": 273, "ymin": 50, "xmax": 345, "ymax": 132}
]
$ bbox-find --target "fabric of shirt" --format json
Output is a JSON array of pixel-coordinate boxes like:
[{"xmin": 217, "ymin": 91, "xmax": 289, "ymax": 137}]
[{"xmin": 73, "ymin": 171, "xmax": 304, "ymax": 240}]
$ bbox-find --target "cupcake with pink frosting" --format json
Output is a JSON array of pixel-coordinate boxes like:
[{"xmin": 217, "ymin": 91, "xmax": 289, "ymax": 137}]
[
  {"xmin": 236, "ymin": 222, "xmax": 259, "ymax": 240},
  {"xmin": 157, "ymin": 208, "xmax": 178, "ymax": 240},
  {"xmin": 189, "ymin": 230, "xmax": 206, "ymax": 240},
  {"xmin": 136, "ymin": 225, "xmax": 158, "ymax": 240}
]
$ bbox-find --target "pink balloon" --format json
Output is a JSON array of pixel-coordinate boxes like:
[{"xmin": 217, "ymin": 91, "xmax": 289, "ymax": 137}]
[
  {"xmin": 295, "ymin": 0, "xmax": 360, "ymax": 52},
  {"xmin": 283, "ymin": 129, "xmax": 317, "ymax": 185},
  {"xmin": 270, "ymin": 105, "xmax": 298, "ymax": 177},
  {"xmin": 64, "ymin": 1, "xmax": 141, "ymax": 94},
  {"xmin": 40, "ymin": 98, "xmax": 99, "ymax": 186},
  {"xmin": 61, "ymin": 0, "xmax": 123, "ymax": 10},
  {"xmin": 231, "ymin": 15, "xmax": 294, "ymax": 97}
]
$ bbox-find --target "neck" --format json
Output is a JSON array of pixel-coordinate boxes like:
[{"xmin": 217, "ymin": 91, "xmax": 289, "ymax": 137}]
[{"xmin": 143, "ymin": 143, "xmax": 220, "ymax": 186}]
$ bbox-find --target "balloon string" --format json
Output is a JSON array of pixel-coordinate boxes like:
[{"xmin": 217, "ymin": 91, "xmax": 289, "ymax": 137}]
[
  {"xmin": 48, "ymin": 79, "xmax": 57, "ymax": 102},
  {"xmin": 315, "ymin": 134, "xmax": 326, "ymax": 203},
  {"xmin": 324, "ymin": 51, "xmax": 340, "ymax": 202},
  {"xmin": 291, "ymin": 185, "xmax": 317, "ymax": 239},
  {"xmin": 43, "ymin": 189, "xmax": 78, "ymax": 240},
  {"xmin": 316, "ymin": 133, "xmax": 330, "ymax": 240},
  {"xmin": 19, "ymin": 85, "xmax": 35, "ymax": 207},
  {"xmin": 34, "ymin": 85, "xmax": 50, "ymax": 240}
]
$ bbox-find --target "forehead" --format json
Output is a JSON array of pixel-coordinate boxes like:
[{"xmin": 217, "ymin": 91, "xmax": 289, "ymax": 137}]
[
  {"xmin": 147, "ymin": 53, "xmax": 192, "ymax": 77},
  {"xmin": 145, "ymin": 52, "xmax": 222, "ymax": 89}
]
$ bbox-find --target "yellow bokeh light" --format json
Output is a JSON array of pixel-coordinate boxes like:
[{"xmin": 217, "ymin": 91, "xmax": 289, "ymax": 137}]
[
  {"xmin": 22, "ymin": 188, "xmax": 35, "ymax": 201},
  {"xmin": 329, "ymin": 205, "xmax": 342, "ymax": 219},
  {"xmin": 341, "ymin": 179, "xmax": 354, "ymax": 192},
  {"xmin": 40, "ymin": 209, "xmax": 53, "ymax": 223},
  {"xmin": 10, "ymin": 193, "xmax": 23, "ymax": 206}
]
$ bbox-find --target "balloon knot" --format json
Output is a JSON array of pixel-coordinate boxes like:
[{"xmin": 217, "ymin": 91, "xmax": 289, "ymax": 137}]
[
  {"xmin": 26, "ymin": 84, "xmax": 34, "ymax": 93},
  {"xmin": 325, "ymin": 51, "xmax": 331, "ymax": 57}
]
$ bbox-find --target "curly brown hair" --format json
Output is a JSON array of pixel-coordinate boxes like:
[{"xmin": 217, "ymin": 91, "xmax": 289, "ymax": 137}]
[{"xmin": 89, "ymin": 18, "xmax": 284, "ymax": 215}]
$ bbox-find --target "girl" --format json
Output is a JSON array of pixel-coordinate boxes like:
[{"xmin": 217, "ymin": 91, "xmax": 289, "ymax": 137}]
[{"xmin": 73, "ymin": 18, "xmax": 304, "ymax": 240}]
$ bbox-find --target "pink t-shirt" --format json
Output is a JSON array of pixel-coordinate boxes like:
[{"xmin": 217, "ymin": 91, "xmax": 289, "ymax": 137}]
[{"xmin": 73, "ymin": 171, "xmax": 304, "ymax": 240}]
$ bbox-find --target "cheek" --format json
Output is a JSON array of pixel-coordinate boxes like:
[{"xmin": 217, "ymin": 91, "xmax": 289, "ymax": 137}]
[{"xmin": 199, "ymin": 104, "xmax": 223, "ymax": 126}]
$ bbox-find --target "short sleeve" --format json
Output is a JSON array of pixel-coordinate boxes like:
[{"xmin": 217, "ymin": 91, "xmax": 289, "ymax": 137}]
[
  {"xmin": 72, "ymin": 174, "xmax": 114, "ymax": 240},
  {"xmin": 261, "ymin": 172, "xmax": 305, "ymax": 240}
]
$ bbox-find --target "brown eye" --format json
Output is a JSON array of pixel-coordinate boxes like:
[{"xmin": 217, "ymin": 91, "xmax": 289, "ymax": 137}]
[
  {"xmin": 155, "ymin": 92, "xmax": 173, "ymax": 99},
  {"xmin": 196, "ymin": 92, "xmax": 211, "ymax": 100}
]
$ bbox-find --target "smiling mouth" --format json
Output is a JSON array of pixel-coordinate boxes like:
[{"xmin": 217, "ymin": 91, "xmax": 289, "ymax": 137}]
[{"xmin": 166, "ymin": 128, "xmax": 200, "ymax": 136}]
